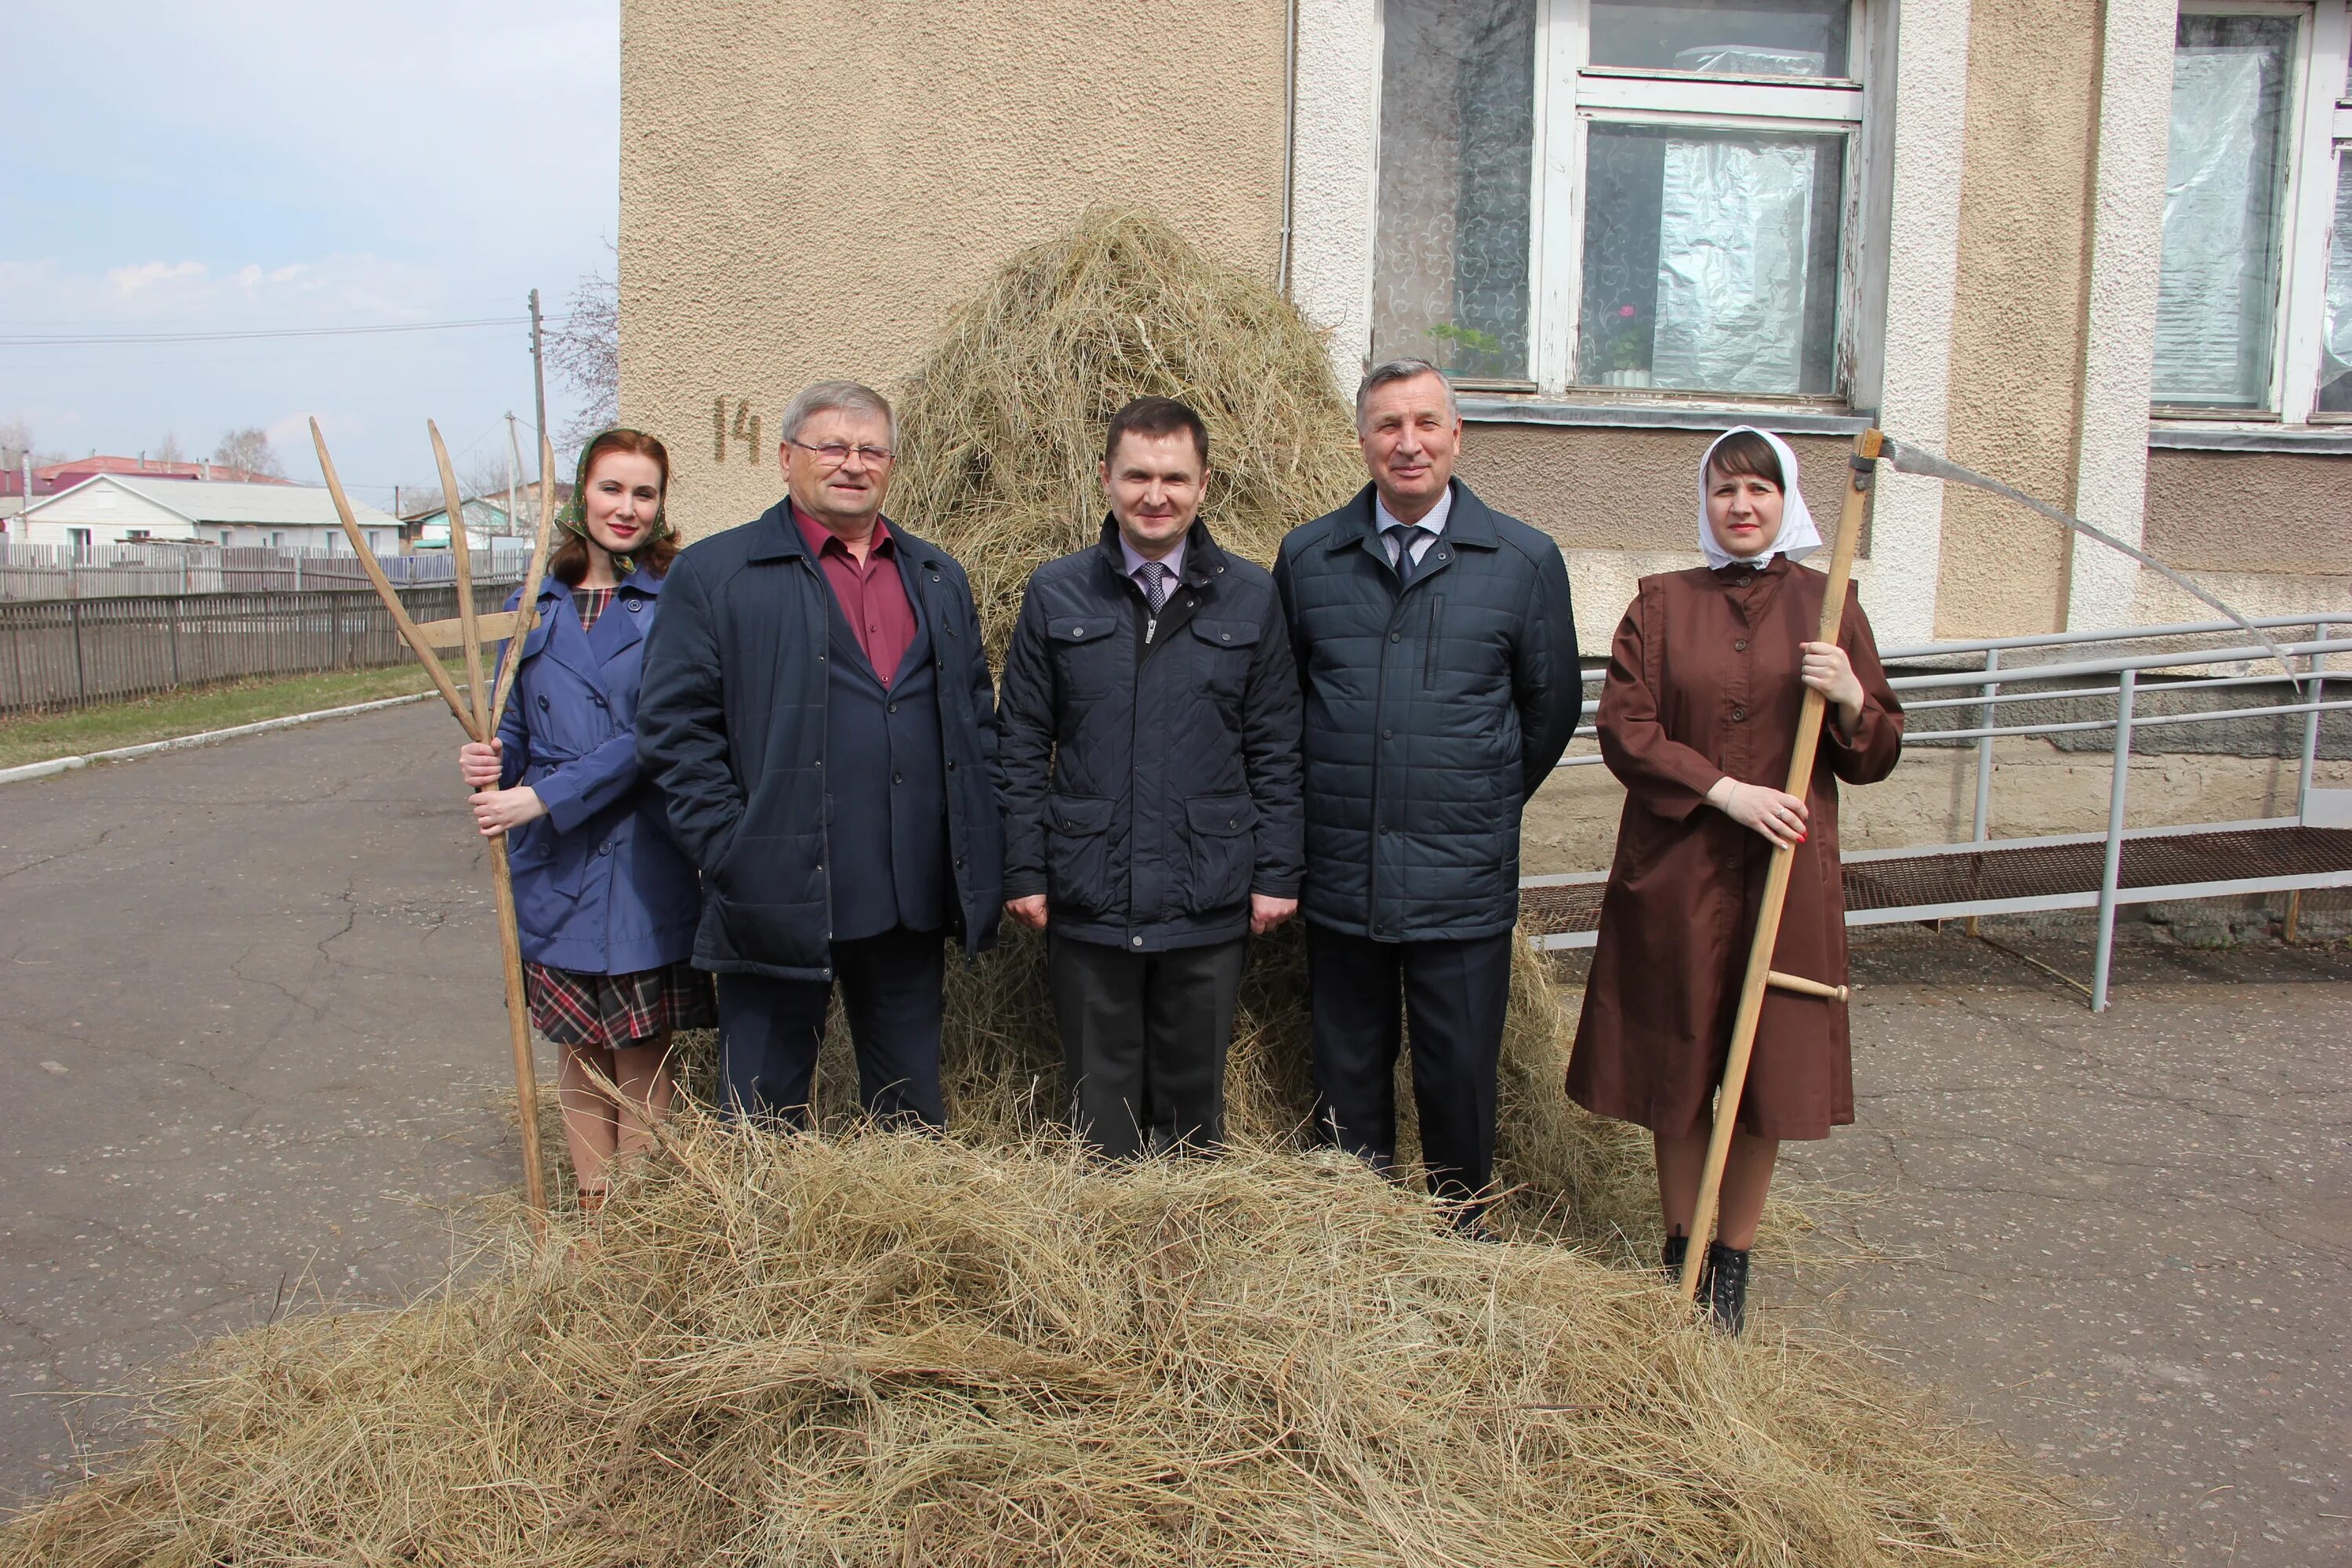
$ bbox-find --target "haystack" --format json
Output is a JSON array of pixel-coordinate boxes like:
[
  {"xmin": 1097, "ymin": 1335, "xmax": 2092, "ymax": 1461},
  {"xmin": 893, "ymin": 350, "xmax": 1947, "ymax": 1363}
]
[
  {"xmin": 0, "ymin": 1119, "xmax": 2120, "ymax": 1567},
  {"xmin": 797, "ymin": 209, "xmax": 1655, "ymax": 1246}
]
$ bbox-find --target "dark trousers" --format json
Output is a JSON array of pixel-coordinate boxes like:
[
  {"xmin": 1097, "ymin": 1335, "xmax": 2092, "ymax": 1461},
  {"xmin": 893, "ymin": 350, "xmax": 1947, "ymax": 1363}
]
[
  {"xmin": 714, "ymin": 925, "xmax": 947, "ymax": 1129},
  {"xmin": 1047, "ymin": 934, "xmax": 1248, "ymax": 1160},
  {"xmin": 1306, "ymin": 924, "xmax": 1514, "ymax": 1214}
]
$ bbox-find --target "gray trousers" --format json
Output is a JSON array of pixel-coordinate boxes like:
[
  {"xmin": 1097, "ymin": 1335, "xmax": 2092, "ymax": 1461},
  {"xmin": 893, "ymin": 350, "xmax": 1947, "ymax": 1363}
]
[{"xmin": 1047, "ymin": 933, "xmax": 1247, "ymax": 1159}]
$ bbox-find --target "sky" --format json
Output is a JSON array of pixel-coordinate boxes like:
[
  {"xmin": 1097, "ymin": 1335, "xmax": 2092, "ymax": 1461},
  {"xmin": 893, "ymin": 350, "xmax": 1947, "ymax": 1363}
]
[{"xmin": 0, "ymin": 0, "xmax": 618, "ymax": 511}]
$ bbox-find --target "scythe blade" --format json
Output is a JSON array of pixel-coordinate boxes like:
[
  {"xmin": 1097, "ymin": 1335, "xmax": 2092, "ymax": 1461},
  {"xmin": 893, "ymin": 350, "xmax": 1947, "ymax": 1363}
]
[{"xmin": 1878, "ymin": 437, "xmax": 2300, "ymax": 687}]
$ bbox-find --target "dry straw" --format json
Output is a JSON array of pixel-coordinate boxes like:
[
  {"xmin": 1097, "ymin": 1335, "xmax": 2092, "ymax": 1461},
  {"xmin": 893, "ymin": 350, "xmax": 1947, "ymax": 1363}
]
[
  {"xmin": 2, "ymin": 1120, "xmax": 2120, "ymax": 1568},
  {"xmin": 0, "ymin": 212, "xmax": 2126, "ymax": 1563}
]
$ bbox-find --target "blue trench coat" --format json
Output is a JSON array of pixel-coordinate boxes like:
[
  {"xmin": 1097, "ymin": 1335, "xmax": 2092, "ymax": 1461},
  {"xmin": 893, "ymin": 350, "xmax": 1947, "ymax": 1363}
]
[{"xmin": 494, "ymin": 571, "xmax": 701, "ymax": 976}]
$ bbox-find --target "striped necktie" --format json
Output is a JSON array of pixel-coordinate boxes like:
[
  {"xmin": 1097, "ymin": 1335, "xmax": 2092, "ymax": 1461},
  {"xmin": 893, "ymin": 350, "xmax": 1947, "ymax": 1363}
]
[{"xmin": 1386, "ymin": 524, "xmax": 1427, "ymax": 587}]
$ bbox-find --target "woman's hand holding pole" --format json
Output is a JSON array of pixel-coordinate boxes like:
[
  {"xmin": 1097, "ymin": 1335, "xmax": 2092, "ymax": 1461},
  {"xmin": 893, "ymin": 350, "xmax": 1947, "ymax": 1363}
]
[
  {"xmin": 1708, "ymin": 777, "xmax": 1809, "ymax": 849},
  {"xmin": 1799, "ymin": 641, "xmax": 1865, "ymax": 734}
]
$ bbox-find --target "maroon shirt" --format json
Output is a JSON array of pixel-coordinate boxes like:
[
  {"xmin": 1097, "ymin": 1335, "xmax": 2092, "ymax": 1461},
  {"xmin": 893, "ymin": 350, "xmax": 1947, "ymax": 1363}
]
[{"xmin": 793, "ymin": 503, "xmax": 917, "ymax": 686}]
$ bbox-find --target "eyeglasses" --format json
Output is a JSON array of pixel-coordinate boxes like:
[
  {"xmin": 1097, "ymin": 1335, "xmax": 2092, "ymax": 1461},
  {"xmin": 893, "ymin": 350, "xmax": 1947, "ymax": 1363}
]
[{"xmin": 787, "ymin": 439, "xmax": 895, "ymax": 468}]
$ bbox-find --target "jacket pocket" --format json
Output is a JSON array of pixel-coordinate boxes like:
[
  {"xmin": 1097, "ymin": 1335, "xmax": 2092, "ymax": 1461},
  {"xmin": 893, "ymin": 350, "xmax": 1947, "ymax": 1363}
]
[
  {"xmin": 506, "ymin": 819, "xmax": 583, "ymax": 937},
  {"xmin": 1182, "ymin": 793, "xmax": 1258, "ymax": 915},
  {"xmin": 1421, "ymin": 593, "xmax": 1444, "ymax": 689},
  {"xmin": 1190, "ymin": 616, "xmax": 1261, "ymax": 702},
  {"xmin": 1047, "ymin": 615, "xmax": 1115, "ymax": 700},
  {"xmin": 1044, "ymin": 792, "xmax": 1116, "ymax": 916}
]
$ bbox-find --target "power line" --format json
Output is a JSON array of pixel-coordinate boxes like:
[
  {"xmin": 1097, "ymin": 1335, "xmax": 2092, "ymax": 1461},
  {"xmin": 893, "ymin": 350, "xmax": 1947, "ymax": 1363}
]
[{"xmin": 0, "ymin": 315, "xmax": 557, "ymax": 348}]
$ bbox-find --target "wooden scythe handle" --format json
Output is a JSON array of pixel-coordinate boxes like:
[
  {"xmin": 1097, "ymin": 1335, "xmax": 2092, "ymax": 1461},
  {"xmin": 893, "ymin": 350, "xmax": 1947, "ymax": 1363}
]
[{"xmin": 1677, "ymin": 426, "xmax": 1882, "ymax": 1303}]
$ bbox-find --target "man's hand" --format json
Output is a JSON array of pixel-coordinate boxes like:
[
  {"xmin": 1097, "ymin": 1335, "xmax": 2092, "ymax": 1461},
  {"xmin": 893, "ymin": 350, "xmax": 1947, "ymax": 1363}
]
[
  {"xmin": 459, "ymin": 738, "xmax": 503, "ymax": 790},
  {"xmin": 1004, "ymin": 894, "xmax": 1048, "ymax": 931},
  {"xmin": 1250, "ymin": 893, "xmax": 1298, "ymax": 936}
]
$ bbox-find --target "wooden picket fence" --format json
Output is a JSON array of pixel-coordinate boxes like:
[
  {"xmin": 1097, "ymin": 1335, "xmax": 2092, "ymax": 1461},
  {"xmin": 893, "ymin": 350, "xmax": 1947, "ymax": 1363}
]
[{"xmin": 0, "ymin": 580, "xmax": 520, "ymax": 713}]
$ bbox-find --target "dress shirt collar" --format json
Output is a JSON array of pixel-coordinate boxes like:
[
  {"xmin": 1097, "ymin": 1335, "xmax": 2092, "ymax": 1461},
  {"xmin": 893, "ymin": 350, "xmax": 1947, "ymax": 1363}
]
[
  {"xmin": 791, "ymin": 501, "xmax": 892, "ymax": 561},
  {"xmin": 1117, "ymin": 529, "xmax": 1185, "ymax": 586},
  {"xmin": 1374, "ymin": 481, "xmax": 1453, "ymax": 540}
]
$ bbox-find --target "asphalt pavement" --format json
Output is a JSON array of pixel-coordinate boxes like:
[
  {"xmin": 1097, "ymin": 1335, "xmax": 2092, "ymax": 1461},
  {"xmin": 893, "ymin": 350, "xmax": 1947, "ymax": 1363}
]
[{"xmin": 1, "ymin": 700, "xmax": 2346, "ymax": 1566}]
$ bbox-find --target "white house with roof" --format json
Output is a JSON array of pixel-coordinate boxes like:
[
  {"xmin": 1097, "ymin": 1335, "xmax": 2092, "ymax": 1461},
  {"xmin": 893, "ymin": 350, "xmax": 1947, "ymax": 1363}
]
[{"xmin": 13, "ymin": 475, "xmax": 402, "ymax": 557}]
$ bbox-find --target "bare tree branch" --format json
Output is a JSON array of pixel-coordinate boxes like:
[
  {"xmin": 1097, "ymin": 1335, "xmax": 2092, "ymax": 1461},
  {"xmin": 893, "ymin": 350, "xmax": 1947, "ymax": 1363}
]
[
  {"xmin": 547, "ymin": 242, "xmax": 619, "ymax": 452},
  {"xmin": 211, "ymin": 426, "xmax": 287, "ymax": 479}
]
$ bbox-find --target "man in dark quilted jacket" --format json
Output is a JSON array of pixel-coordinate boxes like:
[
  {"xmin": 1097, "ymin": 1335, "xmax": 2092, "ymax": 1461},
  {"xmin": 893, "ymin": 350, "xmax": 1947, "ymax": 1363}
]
[
  {"xmin": 996, "ymin": 397, "xmax": 1305, "ymax": 1159},
  {"xmin": 1274, "ymin": 359, "xmax": 1579, "ymax": 1228}
]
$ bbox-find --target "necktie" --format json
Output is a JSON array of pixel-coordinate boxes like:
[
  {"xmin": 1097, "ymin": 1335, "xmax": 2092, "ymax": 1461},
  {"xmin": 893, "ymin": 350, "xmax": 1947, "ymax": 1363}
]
[
  {"xmin": 1387, "ymin": 524, "xmax": 1425, "ymax": 587},
  {"xmin": 1138, "ymin": 561, "xmax": 1170, "ymax": 613}
]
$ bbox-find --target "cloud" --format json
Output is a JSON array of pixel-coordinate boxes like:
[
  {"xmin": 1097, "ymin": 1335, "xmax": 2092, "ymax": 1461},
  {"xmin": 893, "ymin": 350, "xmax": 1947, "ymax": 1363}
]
[{"xmin": 107, "ymin": 260, "xmax": 208, "ymax": 294}]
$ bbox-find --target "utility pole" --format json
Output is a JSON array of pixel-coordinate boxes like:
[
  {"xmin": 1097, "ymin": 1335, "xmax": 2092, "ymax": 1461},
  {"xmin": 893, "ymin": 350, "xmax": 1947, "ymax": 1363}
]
[{"xmin": 528, "ymin": 288, "xmax": 550, "ymax": 475}]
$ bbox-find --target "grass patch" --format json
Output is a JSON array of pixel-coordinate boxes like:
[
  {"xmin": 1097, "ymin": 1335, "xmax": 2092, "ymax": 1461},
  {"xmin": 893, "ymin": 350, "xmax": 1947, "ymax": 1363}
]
[{"xmin": 0, "ymin": 664, "xmax": 437, "ymax": 770}]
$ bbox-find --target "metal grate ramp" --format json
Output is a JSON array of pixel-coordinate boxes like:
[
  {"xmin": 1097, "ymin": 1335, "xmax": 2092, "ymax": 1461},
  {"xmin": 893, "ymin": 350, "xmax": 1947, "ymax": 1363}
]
[{"xmin": 1521, "ymin": 823, "xmax": 2352, "ymax": 949}]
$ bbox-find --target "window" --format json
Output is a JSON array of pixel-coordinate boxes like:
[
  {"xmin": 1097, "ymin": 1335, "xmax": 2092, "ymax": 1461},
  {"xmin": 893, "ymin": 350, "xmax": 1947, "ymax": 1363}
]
[
  {"xmin": 67, "ymin": 527, "xmax": 92, "ymax": 561},
  {"xmin": 2154, "ymin": 2, "xmax": 2352, "ymax": 420},
  {"xmin": 1370, "ymin": 0, "xmax": 1865, "ymax": 400},
  {"xmin": 2318, "ymin": 31, "xmax": 2352, "ymax": 411}
]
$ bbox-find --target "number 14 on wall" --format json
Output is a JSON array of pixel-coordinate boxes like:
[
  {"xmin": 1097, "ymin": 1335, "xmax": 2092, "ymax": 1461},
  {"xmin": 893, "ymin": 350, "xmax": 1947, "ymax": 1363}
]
[{"xmin": 713, "ymin": 397, "xmax": 762, "ymax": 463}]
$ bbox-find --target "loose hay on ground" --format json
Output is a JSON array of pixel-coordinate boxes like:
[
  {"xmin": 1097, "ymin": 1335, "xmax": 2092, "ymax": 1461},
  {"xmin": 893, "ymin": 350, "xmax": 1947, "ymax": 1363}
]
[{"xmin": 0, "ymin": 1120, "xmax": 2123, "ymax": 1567}]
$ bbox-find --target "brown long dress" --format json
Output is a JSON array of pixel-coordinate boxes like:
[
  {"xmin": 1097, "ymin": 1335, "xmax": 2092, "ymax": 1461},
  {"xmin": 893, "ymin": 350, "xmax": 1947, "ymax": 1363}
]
[{"xmin": 1567, "ymin": 557, "xmax": 1903, "ymax": 1141}]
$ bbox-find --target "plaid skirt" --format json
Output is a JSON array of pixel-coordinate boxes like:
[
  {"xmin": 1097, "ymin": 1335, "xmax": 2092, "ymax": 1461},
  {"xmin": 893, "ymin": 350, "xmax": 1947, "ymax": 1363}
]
[{"xmin": 526, "ymin": 960, "xmax": 716, "ymax": 1050}]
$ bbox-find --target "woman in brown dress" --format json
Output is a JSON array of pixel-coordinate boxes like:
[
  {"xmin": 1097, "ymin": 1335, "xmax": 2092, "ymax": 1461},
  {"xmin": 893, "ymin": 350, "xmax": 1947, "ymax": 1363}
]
[{"xmin": 1568, "ymin": 427, "xmax": 1903, "ymax": 1331}]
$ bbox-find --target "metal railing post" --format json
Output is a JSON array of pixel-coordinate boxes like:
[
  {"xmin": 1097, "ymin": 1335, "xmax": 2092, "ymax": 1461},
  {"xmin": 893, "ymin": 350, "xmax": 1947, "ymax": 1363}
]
[
  {"xmin": 2091, "ymin": 668, "xmax": 2136, "ymax": 1013},
  {"xmin": 2297, "ymin": 615, "xmax": 2327, "ymax": 822},
  {"xmin": 1973, "ymin": 646, "xmax": 2000, "ymax": 843}
]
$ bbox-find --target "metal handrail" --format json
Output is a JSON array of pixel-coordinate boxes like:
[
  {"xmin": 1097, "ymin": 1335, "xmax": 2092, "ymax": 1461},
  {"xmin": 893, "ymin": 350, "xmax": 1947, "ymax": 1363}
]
[
  {"xmin": 1541, "ymin": 612, "xmax": 2344, "ymax": 1008},
  {"xmin": 1889, "ymin": 635, "xmax": 2352, "ymax": 693},
  {"xmin": 1877, "ymin": 612, "xmax": 2344, "ymax": 662}
]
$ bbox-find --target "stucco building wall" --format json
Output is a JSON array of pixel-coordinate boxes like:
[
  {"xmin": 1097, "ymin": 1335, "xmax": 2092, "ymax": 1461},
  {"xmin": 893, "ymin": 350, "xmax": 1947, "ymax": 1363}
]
[
  {"xmin": 619, "ymin": 0, "xmax": 1290, "ymax": 539},
  {"xmin": 621, "ymin": 0, "xmax": 2348, "ymax": 637},
  {"xmin": 2142, "ymin": 449, "xmax": 2352, "ymax": 579},
  {"xmin": 1933, "ymin": 0, "xmax": 2103, "ymax": 638}
]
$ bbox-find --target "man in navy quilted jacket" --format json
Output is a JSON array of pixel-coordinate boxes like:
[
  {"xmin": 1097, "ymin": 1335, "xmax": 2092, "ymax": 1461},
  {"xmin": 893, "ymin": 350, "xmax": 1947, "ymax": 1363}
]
[
  {"xmin": 1274, "ymin": 360, "xmax": 1579, "ymax": 1229},
  {"xmin": 996, "ymin": 397, "xmax": 1305, "ymax": 1159}
]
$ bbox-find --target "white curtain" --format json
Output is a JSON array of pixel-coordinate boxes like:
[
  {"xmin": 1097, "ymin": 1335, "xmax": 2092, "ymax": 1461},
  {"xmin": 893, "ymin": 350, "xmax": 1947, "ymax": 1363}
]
[
  {"xmin": 1650, "ymin": 139, "xmax": 1815, "ymax": 394},
  {"xmin": 2153, "ymin": 49, "xmax": 2270, "ymax": 402},
  {"xmin": 2324, "ymin": 158, "xmax": 2352, "ymax": 400}
]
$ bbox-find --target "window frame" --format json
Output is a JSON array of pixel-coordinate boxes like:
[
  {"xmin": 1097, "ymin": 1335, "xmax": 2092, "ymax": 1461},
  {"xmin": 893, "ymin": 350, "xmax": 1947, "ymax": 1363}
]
[
  {"xmin": 2156, "ymin": 0, "xmax": 2352, "ymax": 423},
  {"xmin": 1368, "ymin": 0, "xmax": 1873, "ymax": 404}
]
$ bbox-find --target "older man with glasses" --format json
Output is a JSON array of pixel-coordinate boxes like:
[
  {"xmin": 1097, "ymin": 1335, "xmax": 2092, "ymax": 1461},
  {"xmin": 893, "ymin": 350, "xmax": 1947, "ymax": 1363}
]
[{"xmin": 637, "ymin": 379, "xmax": 1003, "ymax": 1128}]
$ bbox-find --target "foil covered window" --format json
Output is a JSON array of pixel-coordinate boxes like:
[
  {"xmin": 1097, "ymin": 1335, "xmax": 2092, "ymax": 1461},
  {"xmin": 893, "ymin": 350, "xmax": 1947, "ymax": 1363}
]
[
  {"xmin": 1370, "ymin": 0, "xmax": 1537, "ymax": 382},
  {"xmin": 1588, "ymin": 0, "xmax": 1849, "ymax": 77},
  {"xmin": 1577, "ymin": 126, "xmax": 1844, "ymax": 394},
  {"xmin": 2152, "ymin": 15, "xmax": 2297, "ymax": 410},
  {"xmin": 2319, "ymin": 155, "xmax": 2352, "ymax": 416}
]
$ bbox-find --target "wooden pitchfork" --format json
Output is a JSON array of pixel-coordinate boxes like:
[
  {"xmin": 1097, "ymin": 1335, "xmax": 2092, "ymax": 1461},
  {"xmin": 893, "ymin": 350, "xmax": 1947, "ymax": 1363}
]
[
  {"xmin": 1678, "ymin": 426, "xmax": 1881, "ymax": 1304},
  {"xmin": 311, "ymin": 417, "xmax": 561, "ymax": 1218}
]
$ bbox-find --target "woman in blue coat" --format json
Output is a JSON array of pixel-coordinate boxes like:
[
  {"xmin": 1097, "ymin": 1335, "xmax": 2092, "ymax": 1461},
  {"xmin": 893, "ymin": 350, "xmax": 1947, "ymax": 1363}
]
[{"xmin": 458, "ymin": 428, "xmax": 710, "ymax": 1211}]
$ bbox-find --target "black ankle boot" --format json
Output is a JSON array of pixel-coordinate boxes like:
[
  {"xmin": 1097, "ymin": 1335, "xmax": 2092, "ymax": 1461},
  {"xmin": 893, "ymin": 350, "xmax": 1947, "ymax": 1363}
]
[
  {"xmin": 1701, "ymin": 1240, "xmax": 1751, "ymax": 1335},
  {"xmin": 1661, "ymin": 1232, "xmax": 1690, "ymax": 1283}
]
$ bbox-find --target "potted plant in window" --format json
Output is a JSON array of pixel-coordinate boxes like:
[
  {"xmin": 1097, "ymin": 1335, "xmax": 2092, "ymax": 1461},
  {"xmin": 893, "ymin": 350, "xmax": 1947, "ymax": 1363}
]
[
  {"xmin": 1596, "ymin": 303, "xmax": 1652, "ymax": 388},
  {"xmin": 1428, "ymin": 320, "xmax": 1505, "ymax": 379}
]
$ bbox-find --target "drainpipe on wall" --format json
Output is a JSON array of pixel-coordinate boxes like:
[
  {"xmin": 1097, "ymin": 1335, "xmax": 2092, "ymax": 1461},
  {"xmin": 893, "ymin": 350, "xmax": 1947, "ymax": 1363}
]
[{"xmin": 1276, "ymin": 0, "xmax": 1299, "ymax": 296}]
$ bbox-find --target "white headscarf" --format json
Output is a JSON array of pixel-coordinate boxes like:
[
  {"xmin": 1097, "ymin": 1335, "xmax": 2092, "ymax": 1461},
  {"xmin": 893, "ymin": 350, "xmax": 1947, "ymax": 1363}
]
[{"xmin": 1697, "ymin": 426, "xmax": 1821, "ymax": 571}]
